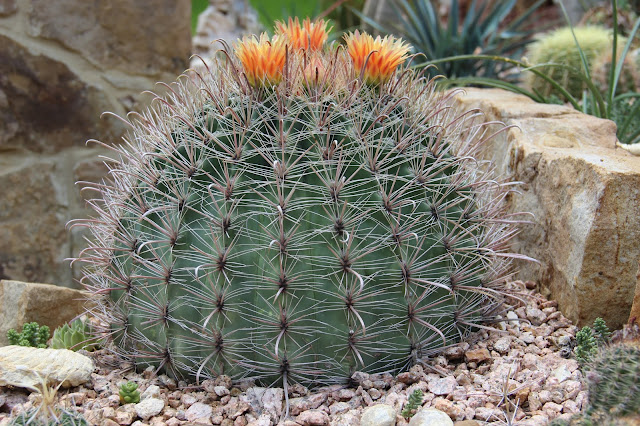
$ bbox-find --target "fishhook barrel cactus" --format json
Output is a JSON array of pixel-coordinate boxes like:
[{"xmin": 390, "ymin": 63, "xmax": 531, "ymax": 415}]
[{"xmin": 74, "ymin": 19, "xmax": 526, "ymax": 389}]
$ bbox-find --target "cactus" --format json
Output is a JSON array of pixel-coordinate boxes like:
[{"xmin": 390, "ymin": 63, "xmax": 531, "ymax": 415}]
[
  {"xmin": 73, "ymin": 20, "xmax": 526, "ymax": 388},
  {"xmin": 51, "ymin": 318, "xmax": 99, "ymax": 351},
  {"xmin": 118, "ymin": 381, "xmax": 141, "ymax": 404},
  {"xmin": 9, "ymin": 410, "xmax": 88, "ymax": 426},
  {"xmin": 7, "ymin": 322, "xmax": 50, "ymax": 348},
  {"xmin": 591, "ymin": 49, "xmax": 640, "ymax": 95},
  {"xmin": 585, "ymin": 344, "xmax": 640, "ymax": 416},
  {"xmin": 525, "ymin": 26, "xmax": 625, "ymax": 99}
]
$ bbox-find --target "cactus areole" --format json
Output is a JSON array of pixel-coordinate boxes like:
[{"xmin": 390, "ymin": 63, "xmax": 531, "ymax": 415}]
[{"xmin": 75, "ymin": 20, "xmax": 525, "ymax": 388}]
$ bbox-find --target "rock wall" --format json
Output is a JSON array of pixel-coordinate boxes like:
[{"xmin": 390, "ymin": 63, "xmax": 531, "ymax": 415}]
[
  {"xmin": 455, "ymin": 88, "xmax": 640, "ymax": 329},
  {"xmin": 0, "ymin": 1, "xmax": 191, "ymax": 287},
  {"xmin": 191, "ymin": 0, "xmax": 260, "ymax": 71}
]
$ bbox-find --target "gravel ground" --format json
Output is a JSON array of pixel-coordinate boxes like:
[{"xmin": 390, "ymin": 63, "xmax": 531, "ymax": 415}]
[{"xmin": 0, "ymin": 280, "xmax": 590, "ymax": 425}]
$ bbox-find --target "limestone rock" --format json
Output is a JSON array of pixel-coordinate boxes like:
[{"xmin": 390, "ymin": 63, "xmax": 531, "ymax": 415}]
[
  {"xmin": 0, "ymin": 345, "xmax": 94, "ymax": 388},
  {"xmin": 454, "ymin": 88, "xmax": 640, "ymax": 329},
  {"xmin": 0, "ymin": 0, "xmax": 16, "ymax": 15},
  {"xmin": 185, "ymin": 402, "xmax": 213, "ymax": 422},
  {"xmin": 0, "ymin": 159, "xmax": 71, "ymax": 283},
  {"xmin": 360, "ymin": 404, "xmax": 396, "ymax": 426},
  {"xmin": 408, "ymin": 408, "xmax": 453, "ymax": 426},
  {"xmin": 0, "ymin": 280, "xmax": 88, "ymax": 346},
  {"xmin": 296, "ymin": 409, "xmax": 330, "ymax": 426},
  {"xmin": 0, "ymin": 35, "xmax": 124, "ymax": 154},
  {"xmin": 428, "ymin": 376, "xmax": 457, "ymax": 396},
  {"xmin": 464, "ymin": 348, "xmax": 491, "ymax": 364},
  {"xmin": 135, "ymin": 397, "xmax": 165, "ymax": 420},
  {"xmin": 240, "ymin": 387, "xmax": 283, "ymax": 420},
  {"xmin": 0, "ymin": 0, "xmax": 191, "ymax": 286},
  {"xmin": 617, "ymin": 141, "xmax": 640, "ymax": 156},
  {"xmin": 629, "ymin": 262, "xmax": 640, "ymax": 323},
  {"xmin": 27, "ymin": 0, "xmax": 190, "ymax": 78},
  {"xmin": 191, "ymin": 0, "xmax": 260, "ymax": 71}
]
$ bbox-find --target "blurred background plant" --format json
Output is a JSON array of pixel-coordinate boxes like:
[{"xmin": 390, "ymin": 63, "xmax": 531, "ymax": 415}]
[
  {"xmin": 191, "ymin": 0, "xmax": 364, "ymax": 39},
  {"xmin": 192, "ymin": 0, "xmax": 209, "ymax": 33},
  {"xmin": 353, "ymin": 0, "xmax": 546, "ymax": 79},
  {"xmin": 408, "ymin": 0, "xmax": 640, "ymax": 145}
]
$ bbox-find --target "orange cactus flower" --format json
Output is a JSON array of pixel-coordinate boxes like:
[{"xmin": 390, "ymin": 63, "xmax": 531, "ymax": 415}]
[
  {"xmin": 275, "ymin": 17, "xmax": 330, "ymax": 51},
  {"xmin": 235, "ymin": 33, "xmax": 287, "ymax": 87},
  {"xmin": 344, "ymin": 30, "xmax": 410, "ymax": 84}
]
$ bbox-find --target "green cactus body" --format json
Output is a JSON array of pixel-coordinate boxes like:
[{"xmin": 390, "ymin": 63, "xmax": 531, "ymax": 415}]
[
  {"xmin": 525, "ymin": 26, "xmax": 625, "ymax": 99},
  {"xmin": 75, "ymin": 25, "xmax": 524, "ymax": 388},
  {"xmin": 586, "ymin": 344, "xmax": 640, "ymax": 416}
]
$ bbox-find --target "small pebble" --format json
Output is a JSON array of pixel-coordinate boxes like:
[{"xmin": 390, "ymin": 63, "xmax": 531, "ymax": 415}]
[
  {"xmin": 360, "ymin": 404, "xmax": 396, "ymax": 426},
  {"xmin": 409, "ymin": 408, "xmax": 454, "ymax": 426}
]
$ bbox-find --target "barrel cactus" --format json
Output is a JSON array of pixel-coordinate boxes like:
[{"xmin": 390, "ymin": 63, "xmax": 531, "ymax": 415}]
[
  {"xmin": 525, "ymin": 26, "xmax": 624, "ymax": 98},
  {"xmin": 585, "ymin": 343, "xmax": 640, "ymax": 416},
  {"xmin": 74, "ymin": 19, "xmax": 525, "ymax": 389}
]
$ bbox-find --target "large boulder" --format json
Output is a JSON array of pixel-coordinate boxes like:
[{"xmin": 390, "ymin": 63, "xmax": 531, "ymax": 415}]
[
  {"xmin": 27, "ymin": 0, "xmax": 191, "ymax": 78},
  {"xmin": 454, "ymin": 88, "xmax": 640, "ymax": 329},
  {"xmin": 0, "ymin": 280, "xmax": 88, "ymax": 346},
  {"xmin": 0, "ymin": 345, "xmax": 94, "ymax": 388},
  {"xmin": 0, "ymin": 0, "xmax": 191, "ymax": 286}
]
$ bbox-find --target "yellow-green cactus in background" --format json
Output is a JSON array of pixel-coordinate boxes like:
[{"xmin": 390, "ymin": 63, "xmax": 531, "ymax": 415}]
[{"xmin": 525, "ymin": 26, "xmax": 627, "ymax": 98}]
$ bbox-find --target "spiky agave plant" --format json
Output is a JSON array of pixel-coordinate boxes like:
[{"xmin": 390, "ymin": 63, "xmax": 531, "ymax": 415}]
[{"xmin": 73, "ymin": 19, "xmax": 526, "ymax": 390}]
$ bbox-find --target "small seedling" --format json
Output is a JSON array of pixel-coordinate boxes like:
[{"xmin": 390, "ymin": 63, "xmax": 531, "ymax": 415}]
[
  {"xmin": 119, "ymin": 381, "xmax": 140, "ymax": 404},
  {"xmin": 7, "ymin": 322, "xmax": 50, "ymax": 348},
  {"xmin": 401, "ymin": 389, "xmax": 424, "ymax": 419},
  {"xmin": 8, "ymin": 372, "xmax": 88, "ymax": 425}
]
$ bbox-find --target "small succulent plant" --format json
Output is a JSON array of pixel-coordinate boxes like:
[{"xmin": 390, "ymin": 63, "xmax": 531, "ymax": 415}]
[
  {"xmin": 575, "ymin": 326, "xmax": 598, "ymax": 365},
  {"xmin": 574, "ymin": 317, "xmax": 611, "ymax": 365},
  {"xmin": 7, "ymin": 322, "xmax": 50, "ymax": 348},
  {"xmin": 592, "ymin": 317, "xmax": 611, "ymax": 345},
  {"xmin": 74, "ymin": 18, "xmax": 527, "ymax": 389},
  {"xmin": 51, "ymin": 318, "xmax": 99, "ymax": 351},
  {"xmin": 118, "ymin": 381, "xmax": 141, "ymax": 404},
  {"xmin": 401, "ymin": 389, "xmax": 424, "ymax": 419}
]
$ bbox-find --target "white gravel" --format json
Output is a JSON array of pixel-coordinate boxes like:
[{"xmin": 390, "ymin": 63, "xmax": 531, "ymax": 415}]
[{"xmin": 0, "ymin": 281, "xmax": 587, "ymax": 425}]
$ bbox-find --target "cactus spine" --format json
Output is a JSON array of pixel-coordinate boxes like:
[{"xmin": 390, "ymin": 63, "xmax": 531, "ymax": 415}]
[{"xmin": 74, "ymin": 20, "xmax": 525, "ymax": 388}]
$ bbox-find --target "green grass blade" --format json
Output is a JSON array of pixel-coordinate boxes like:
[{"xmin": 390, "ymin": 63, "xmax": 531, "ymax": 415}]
[
  {"xmin": 607, "ymin": 0, "xmax": 619, "ymax": 113},
  {"xmin": 612, "ymin": 17, "xmax": 640, "ymax": 99}
]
